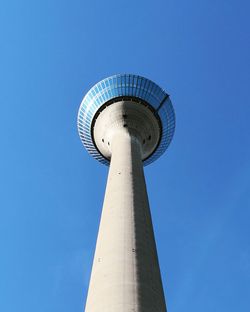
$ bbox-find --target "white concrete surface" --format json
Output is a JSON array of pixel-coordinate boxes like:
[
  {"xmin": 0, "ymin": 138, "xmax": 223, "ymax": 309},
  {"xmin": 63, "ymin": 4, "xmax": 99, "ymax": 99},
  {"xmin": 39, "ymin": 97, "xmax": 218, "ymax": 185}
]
[
  {"xmin": 93, "ymin": 100, "xmax": 161, "ymax": 162},
  {"xmin": 85, "ymin": 101, "xmax": 166, "ymax": 312}
]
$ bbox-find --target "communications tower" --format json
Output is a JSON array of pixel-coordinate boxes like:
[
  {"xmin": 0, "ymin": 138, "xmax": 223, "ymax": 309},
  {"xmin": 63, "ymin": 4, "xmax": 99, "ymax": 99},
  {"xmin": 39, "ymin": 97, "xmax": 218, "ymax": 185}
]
[{"xmin": 77, "ymin": 74, "xmax": 175, "ymax": 312}]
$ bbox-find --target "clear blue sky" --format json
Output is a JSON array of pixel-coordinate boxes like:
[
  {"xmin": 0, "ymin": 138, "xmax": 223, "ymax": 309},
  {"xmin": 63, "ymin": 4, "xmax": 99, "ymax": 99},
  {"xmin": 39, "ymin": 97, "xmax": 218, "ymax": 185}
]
[{"xmin": 0, "ymin": 0, "xmax": 249, "ymax": 311}]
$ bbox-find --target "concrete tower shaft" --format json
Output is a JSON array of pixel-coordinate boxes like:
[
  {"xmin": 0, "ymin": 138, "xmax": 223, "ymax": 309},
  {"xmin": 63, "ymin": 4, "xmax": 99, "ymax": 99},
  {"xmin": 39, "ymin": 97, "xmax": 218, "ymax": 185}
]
[
  {"xmin": 85, "ymin": 125, "xmax": 166, "ymax": 312},
  {"xmin": 78, "ymin": 74, "xmax": 175, "ymax": 312}
]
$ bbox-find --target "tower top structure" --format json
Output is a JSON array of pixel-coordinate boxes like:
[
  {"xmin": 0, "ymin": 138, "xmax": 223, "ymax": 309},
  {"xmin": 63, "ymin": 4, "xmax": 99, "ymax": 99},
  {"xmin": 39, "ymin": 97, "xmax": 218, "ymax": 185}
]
[{"xmin": 77, "ymin": 74, "xmax": 175, "ymax": 165}]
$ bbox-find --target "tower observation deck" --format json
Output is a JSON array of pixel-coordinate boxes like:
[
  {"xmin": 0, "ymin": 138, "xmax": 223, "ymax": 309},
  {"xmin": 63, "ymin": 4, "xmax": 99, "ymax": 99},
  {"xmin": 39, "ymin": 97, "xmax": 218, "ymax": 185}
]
[{"xmin": 77, "ymin": 74, "xmax": 175, "ymax": 312}]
